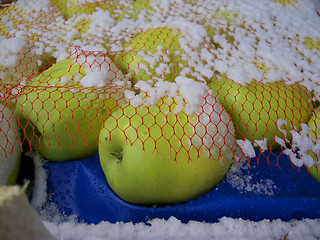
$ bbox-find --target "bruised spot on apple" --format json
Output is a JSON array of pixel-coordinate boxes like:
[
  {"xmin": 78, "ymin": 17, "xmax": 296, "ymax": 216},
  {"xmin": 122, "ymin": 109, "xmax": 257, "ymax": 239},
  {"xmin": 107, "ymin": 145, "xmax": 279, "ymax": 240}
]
[
  {"xmin": 99, "ymin": 95, "xmax": 236, "ymax": 205},
  {"xmin": 209, "ymin": 77, "xmax": 313, "ymax": 150},
  {"xmin": 16, "ymin": 57, "xmax": 129, "ymax": 162}
]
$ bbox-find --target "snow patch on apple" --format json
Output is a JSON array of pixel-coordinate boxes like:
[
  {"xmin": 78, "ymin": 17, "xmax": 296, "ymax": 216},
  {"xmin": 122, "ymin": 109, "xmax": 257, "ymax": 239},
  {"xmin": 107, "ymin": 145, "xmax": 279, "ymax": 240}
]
[
  {"xmin": 0, "ymin": 36, "xmax": 41, "ymax": 89},
  {"xmin": 124, "ymin": 77, "xmax": 236, "ymax": 160},
  {"xmin": 15, "ymin": 0, "xmax": 51, "ymax": 13},
  {"xmin": 0, "ymin": 36, "xmax": 27, "ymax": 67},
  {"xmin": 125, "ymin": 22, "xmax": 215, "ymax": 84},
  {"xmin": 76, "ymin": 55, "xmax": 130, "ymax": 89}
]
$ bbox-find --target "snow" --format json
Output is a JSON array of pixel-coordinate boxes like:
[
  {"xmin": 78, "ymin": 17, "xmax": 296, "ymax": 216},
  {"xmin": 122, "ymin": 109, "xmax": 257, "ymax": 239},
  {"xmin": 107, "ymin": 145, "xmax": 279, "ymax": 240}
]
[
  {"xmin": 77, "ymin": 55, "xmax": 130, "ymax": 88},
  {"xmin": 42, "ymin": 216, "xmax": 320, "ymax": 240},
  {"xmin": 1, "ymin": 0, "xmax": 320, "ymax": 238},
  {"xmin": 25, "ymin": 151, "xmax": 320, "ymax": 240},
  {"xmin": 0, "ymin": 36, "xmax": 39, "ymax": 85},
  {"xmin": 236, "ymin": 139, "xmax": 256, "ymax": 159},
  {"xmin": 0, "ymin": 36, "xmax": 27, "ymax": 67}
]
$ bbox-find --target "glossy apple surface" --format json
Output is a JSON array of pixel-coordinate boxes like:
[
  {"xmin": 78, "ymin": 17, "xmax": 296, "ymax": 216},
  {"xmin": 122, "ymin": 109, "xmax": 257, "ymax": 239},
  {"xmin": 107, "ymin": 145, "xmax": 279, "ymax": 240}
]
[
  {"xmin": 209, "ymin": 77, "xmax": 313, "ymax": 150},
  {"xmin": 99, "ymin": 95, "xmax": 236, "ymax": 205},
  {"xmin": 16, "ymin": 57, "xmax": 129, "ymax": 161}
]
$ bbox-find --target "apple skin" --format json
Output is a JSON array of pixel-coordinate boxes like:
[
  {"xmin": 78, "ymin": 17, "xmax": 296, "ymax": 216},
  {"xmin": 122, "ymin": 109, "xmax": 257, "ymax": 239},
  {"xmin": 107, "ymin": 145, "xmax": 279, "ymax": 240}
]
[
  {"xmin": 116, "ymin": 0, "xmax": 155, "ymax": 21},
  {"xmin": 0, "ymin": 103, "xmax": 21, "ymax": 186},
  {"xmin": 307, "ymin": 108, "xmax": 320, "ymax": 183},
  {"xmin": 112, "ymin": 27, "xmax": 186, "ymax": 85},
  {"xmin": 209, "ymin": 77, "xmax": 313, "ymax": 150},
  {"xmin": 99, "ymin": 96, "xmax": 235, "ymax": 205},
  {"xmin": 15, "ymin": 58, "xmax": 126, "ymax": 162},
  {"xmin": 309, "ymin": 163, "xmax": 320, "ymax": 183},
  {"xmin": 50, "ymin": 0, "xmax": 120, "ymax": 20}
]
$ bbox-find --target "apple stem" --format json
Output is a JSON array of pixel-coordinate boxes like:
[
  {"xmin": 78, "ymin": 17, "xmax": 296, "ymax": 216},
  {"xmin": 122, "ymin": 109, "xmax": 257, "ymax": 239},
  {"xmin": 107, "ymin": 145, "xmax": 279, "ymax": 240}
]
[{"xmin": 111, "ymin": 151, "xmax": 123, "ymax": 163}]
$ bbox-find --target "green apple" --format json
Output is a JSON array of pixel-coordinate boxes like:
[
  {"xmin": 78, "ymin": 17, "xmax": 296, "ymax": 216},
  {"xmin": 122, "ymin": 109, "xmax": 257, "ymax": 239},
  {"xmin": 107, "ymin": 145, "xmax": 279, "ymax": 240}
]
[
  {"xmin": 209, "ymin": 77, "xmax": 313, "ymax": 150},
  {"xmin": 50, "ymin": 0, "xmax": 127, "ymax": 43},
  {"xmin": 50, "ymin": 0, "xmax": 123, "ymax": 20},
  {"xmin": 308, "ymin": 160, "xmax": 320, "ymax": 184},
  {"xmin": 16, "ymin": 57, "xmax": 129, "ymax": 161},
  {"xmin": 111, "ymin": 27, "xmax": 187, "ymax": 85},
  {"xmin": 0, "ymin": 2, "xmax": 65, "ymax": 43},
  {"xmin": 307, "ymin": 108, "xmax": 320, "ymax": 183},
  {"xmin": 304, "ymin": 37, "xmax": 320, "ymax": 50},
  {"xmin": 49, "ymin": 0, "xmax": 68, "ymax": 18},
  {"xmin": 0, "ymin": 103, "xmax": 21, "ymax": 186},
  {"xmin": 0, "ymin": 5, "xmax": 63, "ymax": 86},
  {"xmin": 64, "ymin": 0, "xmax": 155, "ymax": 34},
  {"xmin": 273, "ymin": 0, "xmax": 297, "ymax": 6},
  {"xmin": 99, "ymin": 94, "xmax": 236, "ymax": 205},
  {"xmin": 116, "ymin": 0, "xmax": 155, "ymax": 21}
]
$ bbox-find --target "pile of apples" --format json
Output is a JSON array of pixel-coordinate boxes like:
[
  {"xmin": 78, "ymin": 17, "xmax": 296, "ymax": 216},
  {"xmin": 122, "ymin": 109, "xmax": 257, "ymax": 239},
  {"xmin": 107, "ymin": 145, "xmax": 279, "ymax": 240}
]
[{"xmin": 0, "ymin": 0, "xmax": 319, "ymax": 207}]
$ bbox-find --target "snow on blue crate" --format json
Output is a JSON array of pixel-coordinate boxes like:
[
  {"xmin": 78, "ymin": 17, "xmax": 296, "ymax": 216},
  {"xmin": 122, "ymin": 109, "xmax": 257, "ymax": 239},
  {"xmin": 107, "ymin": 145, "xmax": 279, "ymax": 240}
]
[{"xmin": 41, "ymin": 150, "xmax": 320, "ymax": 224}]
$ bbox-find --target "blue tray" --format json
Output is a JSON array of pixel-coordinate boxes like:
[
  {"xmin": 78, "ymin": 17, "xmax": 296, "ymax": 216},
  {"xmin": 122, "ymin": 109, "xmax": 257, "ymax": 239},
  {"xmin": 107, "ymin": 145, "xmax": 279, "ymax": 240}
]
[{"xmin": 41, "ymin": 150, "xmax": 320, "ymax": 224}]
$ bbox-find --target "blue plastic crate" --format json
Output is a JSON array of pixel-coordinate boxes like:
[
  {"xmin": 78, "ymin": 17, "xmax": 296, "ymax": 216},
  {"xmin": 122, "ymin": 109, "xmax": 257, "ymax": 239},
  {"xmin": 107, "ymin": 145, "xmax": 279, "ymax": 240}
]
[{"xmin": 41, "ymin": 149, "xmax": 320, "ymax": 224}]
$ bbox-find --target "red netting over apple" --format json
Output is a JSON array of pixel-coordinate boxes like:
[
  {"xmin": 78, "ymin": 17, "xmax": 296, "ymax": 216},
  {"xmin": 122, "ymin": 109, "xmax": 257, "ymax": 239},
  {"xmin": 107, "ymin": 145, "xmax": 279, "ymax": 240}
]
[{"xmin": 0, "ymin": 0, "xmax": 320, "ymax": 206}]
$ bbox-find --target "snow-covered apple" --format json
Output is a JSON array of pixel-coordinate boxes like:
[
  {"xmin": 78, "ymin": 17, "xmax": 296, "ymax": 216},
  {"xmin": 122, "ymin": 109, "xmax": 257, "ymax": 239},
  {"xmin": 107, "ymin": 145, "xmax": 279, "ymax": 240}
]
[
  {"xmin": 99, "ymin": 80, "xmax": 236, "ymax": 205},
  {"xmin": 209, "ymin": 77, "xmax": 312, "ymax": 150},
  {"xmin": 116, "ymin": 0, "xmax": 155, "ymax": 21},
  {"xmin": 112, "ymin": 27, "xmax": 188, "ymax": 85},
  {"xmin": 0, "ymin": 103, "xmax": 21, "ymax": 185},
  {"xmin": 16, "ymin": 56, "xmax": 129, "ymax": 161},
  {"xmin": 50, "ymin": 0, "xmax": 121, "ymax": 20},
  {"xmin": 0, "ymin": 36, "xmax": 41, "ymax": 87}
]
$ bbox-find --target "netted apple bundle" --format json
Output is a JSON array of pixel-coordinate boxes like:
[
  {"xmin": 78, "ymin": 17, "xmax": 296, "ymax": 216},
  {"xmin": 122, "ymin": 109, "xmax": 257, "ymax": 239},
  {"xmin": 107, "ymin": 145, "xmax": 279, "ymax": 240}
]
[
  {"xmin": 1, "ymin": 0, "xmax": 320, "ymax": 173},
  {"xmin": 0, "ymin": 45, "xmax": 317, "ymax": 168}
]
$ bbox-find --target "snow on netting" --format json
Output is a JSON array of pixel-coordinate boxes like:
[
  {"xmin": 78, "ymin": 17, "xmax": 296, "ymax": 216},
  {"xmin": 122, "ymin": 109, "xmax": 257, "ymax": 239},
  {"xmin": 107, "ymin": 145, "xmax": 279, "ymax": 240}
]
[{"xmin": 0, "ymin": 0, "xmax": 320, "ymax": 170}]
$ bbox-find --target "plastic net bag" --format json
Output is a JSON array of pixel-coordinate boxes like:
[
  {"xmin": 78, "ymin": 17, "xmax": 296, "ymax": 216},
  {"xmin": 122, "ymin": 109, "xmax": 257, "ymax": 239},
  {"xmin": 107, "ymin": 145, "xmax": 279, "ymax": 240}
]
[{"xmin": 1, "ymin": 0, "xmax": 320, "ymax": 208}]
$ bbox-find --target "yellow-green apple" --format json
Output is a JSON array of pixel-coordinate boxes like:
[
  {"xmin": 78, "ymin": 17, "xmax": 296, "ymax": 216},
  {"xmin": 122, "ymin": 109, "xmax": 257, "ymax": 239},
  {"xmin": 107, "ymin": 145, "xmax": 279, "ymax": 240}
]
[
  {"xmin": 273, "ymin": 0, "xmax": 297, "ymax": 6},
  {"xmin": 0, "ymin": 103, "xmax": 21, "ymax": 185},
  {"xmin": 307, "ymin": 107, "xmax": 320, "ymax": 183},
  {"xmin": 49, "ymin": 0, "xmax": 122, "ymax": 20},
  {"xmin": 98, "ymin": 91, "xmax": 236, "ymax": 205},
  {"xmin": 209, "ymin": 77, "xmax": 313, "ymax": 150},
  {"xmin": 16, "ymin": 56, "xmax": 129, "ymax": 161},
  {"xmin": 116, "ymin": 0, "xmax": 155, "ymax": 21},
  {"xmin": 112, "ymin": 27, "xmax": 187, "ymax": 85},
  {"xmin": 0, "ymin": 2, "xmax": 65, "ymax": 46},
  {"xmin": 59, "ymin": 0, "xmax": 155, "ymax": 34}
]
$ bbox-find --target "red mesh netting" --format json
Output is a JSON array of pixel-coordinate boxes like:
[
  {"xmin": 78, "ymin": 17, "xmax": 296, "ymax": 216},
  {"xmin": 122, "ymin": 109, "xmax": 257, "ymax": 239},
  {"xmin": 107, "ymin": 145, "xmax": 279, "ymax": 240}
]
[{"xmin": 0, "ymin": 0, "xmax": 320, "ymax": 175}]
